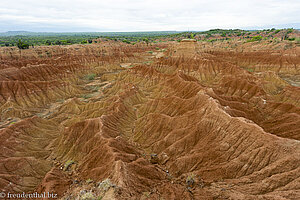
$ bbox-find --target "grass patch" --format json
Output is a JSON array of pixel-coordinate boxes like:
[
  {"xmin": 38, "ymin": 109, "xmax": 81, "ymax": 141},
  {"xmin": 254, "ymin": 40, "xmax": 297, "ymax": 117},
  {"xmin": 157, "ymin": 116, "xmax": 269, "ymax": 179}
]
[
  {"xmin": 86, "ymin": 178, "xmax": 93, "ymax": 184},
  {"xmin": 84, "ymin": 73, "xmax": 96, "ymax": 80},
  {"xmin": 88, "ymin": 85, "xmax": 100, "ymax": 92},
  {"xmin": 64, "ymin": 160, "xmax": 74, "ymax": 171},
  {"xmin": 241, "ymin": 67, "xmax": 254, "ymax": 72},
  {"xmin": 81, "ymin": 94, "xmax": 93, "ymax": 99},
  {"xmin": 143, "ymin": 61, "xmax": 153, "ymax": 64}
]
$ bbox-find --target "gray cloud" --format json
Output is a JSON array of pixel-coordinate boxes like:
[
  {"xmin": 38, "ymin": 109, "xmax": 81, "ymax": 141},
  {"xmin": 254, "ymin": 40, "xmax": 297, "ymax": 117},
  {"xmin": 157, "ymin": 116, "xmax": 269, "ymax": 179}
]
[{"xmin": 0, "ymin": 0, "xmax": 299, "ymax": 31}]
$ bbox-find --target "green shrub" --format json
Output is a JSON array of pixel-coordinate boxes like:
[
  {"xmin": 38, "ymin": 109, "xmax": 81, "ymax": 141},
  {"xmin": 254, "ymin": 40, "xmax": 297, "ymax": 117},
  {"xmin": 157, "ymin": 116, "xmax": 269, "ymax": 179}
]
[
  {"xmin": 122, "ymin": 39, "xmax": 130, "ymax": 44},
  {"xmin": 248, "ymin": 35, "xmax": 263, "ymax": 42},
  {"xmin": 190, "ymin": 33, "xmax": 195, "ymax": 39},
  {"xmin": 45, "ymin": 40, "xmax": 52, "ymax": 45},
  {"xmin": 17, "ymin": 39, "xmax": 29, "ymax": 49},
  {"xmin": 55, "ymin": 40, "xmax": 62, "ymax": 45},
  {"xmin": 287, "ymin": 28, "xmax": 293, "ymax": 34},
  {"xmin": 206, "ymin": 33, "xmax": 212, "ymax": 38}
]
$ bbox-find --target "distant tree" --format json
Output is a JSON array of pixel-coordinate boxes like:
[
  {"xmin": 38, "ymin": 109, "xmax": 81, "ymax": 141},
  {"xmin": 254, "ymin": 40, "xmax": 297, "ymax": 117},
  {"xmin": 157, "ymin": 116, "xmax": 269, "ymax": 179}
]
[
  {"xmin": 60, "ymin": 40, "xmax": 66, "ymax": 44},
  {"xmin": 81, "ymin": 40, "xmax": 87, "ymax": 44},
  {"xmin": 45, "ymin": 40, "xmax": 52, "ymax": 45},
  {"xmin": 122, "ymin": 39, "xmax": 130, "ymax": 44},
  {"xmin": 206, "ymin": 33, "xmax": 212, "ymax": 38},
  {"xmin": 287, "ymin": 28, "xmax": 293, "ymax": 34},
  {"xmin": 17, "ymin": 39, "xmax": 29, "ymax": 49},
  {"xmin": 4, "ymin": 43, "xmax": 9, "ymax": 47},
  {"xmin": 55, "ymin": 40, "xmax": 62, "ymax": 45},
  {"xmin": 188, "ymin": 33, "xmax": 195, "ymax": 39},
  {"xmin": 87, "ymin": 39, "xmax": 93, "ymax": 44},
  {"xmin": 143, "ymin": 38, "xmax": 149, "ymax": 46}
]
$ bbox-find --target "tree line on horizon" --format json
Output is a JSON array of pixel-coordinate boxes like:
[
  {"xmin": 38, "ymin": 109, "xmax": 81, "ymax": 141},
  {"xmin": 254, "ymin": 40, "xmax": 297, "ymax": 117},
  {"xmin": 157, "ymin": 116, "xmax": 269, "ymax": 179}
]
[{"xmin": 0, "ymin": 28, "xmax": 297, "ymax": 49}]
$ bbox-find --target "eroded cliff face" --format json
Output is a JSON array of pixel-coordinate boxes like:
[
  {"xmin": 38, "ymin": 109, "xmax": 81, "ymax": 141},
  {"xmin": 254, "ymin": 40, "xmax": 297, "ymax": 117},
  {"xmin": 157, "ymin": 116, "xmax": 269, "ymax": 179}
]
[{"xmin": 0, "ymin": 40, "xmax": 299, "ymax": 200}]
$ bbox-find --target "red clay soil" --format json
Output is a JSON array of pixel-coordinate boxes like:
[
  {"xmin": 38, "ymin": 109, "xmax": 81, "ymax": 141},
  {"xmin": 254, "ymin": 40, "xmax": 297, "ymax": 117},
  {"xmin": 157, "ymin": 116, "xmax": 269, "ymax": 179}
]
[{"xmin": 0, "ymin": 41, "xmax": 299, "ymax": 199}]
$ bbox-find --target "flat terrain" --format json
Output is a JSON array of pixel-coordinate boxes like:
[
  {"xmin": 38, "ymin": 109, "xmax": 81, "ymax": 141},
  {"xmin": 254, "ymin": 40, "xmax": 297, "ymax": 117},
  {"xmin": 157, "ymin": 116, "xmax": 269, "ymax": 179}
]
[{"xmin": 0, "ymin": 37, "xmax": 299, "ymax": 199}]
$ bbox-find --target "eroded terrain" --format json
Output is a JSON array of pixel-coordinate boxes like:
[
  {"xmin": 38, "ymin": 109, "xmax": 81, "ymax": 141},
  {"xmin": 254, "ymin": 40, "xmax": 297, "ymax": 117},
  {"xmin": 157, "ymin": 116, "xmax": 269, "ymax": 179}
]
[{"xmin": 0, "ymin": 39, "xmax": 299, "ymax": 199}]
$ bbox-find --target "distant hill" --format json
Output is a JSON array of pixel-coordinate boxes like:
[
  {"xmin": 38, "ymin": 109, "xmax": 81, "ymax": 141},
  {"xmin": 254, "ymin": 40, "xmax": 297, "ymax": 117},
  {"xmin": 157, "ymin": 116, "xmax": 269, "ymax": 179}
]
[
  {"xmin": 0, "ymin": 31, "xmax": 180, "ymax": 37},
  {"xmin": 0, "ymin": 31, "xmax": 33, "ymax": 36}
]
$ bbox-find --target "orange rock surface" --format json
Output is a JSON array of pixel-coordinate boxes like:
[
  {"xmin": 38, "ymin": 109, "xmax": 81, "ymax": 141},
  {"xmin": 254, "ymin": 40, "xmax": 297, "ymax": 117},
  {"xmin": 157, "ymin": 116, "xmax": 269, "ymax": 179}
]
[{"xmin": 0, "ymin": 40, "xmax": 299, "ymax": 199}]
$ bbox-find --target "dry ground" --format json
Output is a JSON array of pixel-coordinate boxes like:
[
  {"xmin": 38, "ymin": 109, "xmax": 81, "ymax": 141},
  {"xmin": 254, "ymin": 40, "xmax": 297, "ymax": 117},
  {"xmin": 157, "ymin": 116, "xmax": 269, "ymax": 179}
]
[{"xmin": 0, "ymin": 39, "xmax": 299, "ymax": 199}]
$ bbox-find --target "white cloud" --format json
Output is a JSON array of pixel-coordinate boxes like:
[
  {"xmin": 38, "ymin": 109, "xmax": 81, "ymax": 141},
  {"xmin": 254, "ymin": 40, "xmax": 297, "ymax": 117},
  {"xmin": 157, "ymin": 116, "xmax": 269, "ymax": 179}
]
[{"xmin": 0, "ymin": 0, "xmax": 299, "ymax": 31}]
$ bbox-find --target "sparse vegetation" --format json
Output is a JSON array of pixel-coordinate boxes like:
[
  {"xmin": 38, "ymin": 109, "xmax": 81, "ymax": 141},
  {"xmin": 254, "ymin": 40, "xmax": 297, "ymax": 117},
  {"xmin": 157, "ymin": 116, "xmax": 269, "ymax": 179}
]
[
  {"xmin": 287, "ymin": 28, "xmax": 293, "ymax": 34},
  {"xmin": 186, "ymin": 173, "xmax": 196, "ymax": 189},
  {"xmin": 84, "ymin": 73, "xmax": 97, "ymax": 80},
  {"xmin": 64, "ymin": 160, "xmax": 75, "ymax": 171},
  {"xmin": 81, "ymin": 94, "xmax": 93, "ymax": 99},
  {"xmin": 80, "ymin": 191, "xmax": 95, "ymax": 200},
  {"xmin": 17, "ymin": 39, "xmax": 29, "ymax": 49},
  {"xmin": 86, "ymin": 178, "xmax": 93, "ymax": 184},
  {"xmin": 248, "ymin": 35, "xmax": 263, "ymax": 42}
]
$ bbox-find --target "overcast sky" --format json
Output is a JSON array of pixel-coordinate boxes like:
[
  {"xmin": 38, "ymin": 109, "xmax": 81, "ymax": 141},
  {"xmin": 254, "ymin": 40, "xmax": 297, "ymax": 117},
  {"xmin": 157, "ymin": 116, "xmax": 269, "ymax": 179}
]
[{"xmin": 0, "ymin": 0, "xmax": 299, "ymax": 32}]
